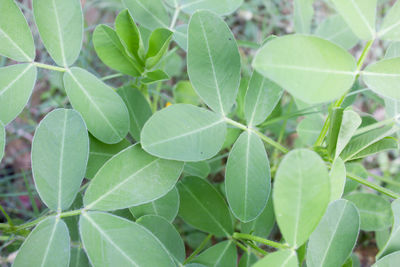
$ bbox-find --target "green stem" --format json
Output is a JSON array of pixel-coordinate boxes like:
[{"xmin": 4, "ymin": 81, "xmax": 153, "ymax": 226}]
[
  {"xmin": 233, "ymin": 232, "xmax": 289, "ymax": 249},
  {"xmin": 347, "ymin": 172, "xmax": 400, "ymax": 199},
  {"xmin": 368, "ymin": 172, "xmax": 400, "ymax": 187},
  {"xmin": 33, "ymin": 62, "xmax": 67, "ymax": 72},
  {"xmin": 243, "ymin": 240, "xmax": 268, "ymax": 256},
  {"xmin": 0, "ymin": 205, "xmax": 14, "ymax": 227},
  {"xmin": 183, "ymin": 234, "xmax": 212, "ymax": 264}
]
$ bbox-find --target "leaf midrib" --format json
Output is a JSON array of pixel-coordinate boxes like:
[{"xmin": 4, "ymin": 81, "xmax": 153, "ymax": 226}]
[{"xmin": 57, "ymin": 111, "xmax": 68, "ymax": 212}]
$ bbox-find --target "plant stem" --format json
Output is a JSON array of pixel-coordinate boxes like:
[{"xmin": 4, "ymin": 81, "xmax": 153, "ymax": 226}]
[
  {"xmin": 232, "ymin": 232, "xmax": 290, "ymax": 249},
  {"xmin": 347, "ymin": 172, "xmax": 400, "ymax": 199},
  {"xmin": 33, "ymin": 62, "xmax": 67, "ymax": 72},
  {"xmin": 368, "ymin": 172, "xmax": 400, "ymax": 187},
  {"xmin": 243, "ymin": 240, "xmax": 268, "ymax": 256},
  {"xmin": 183, "ymin": 234, "xmax": 212, "ymax": 264}
]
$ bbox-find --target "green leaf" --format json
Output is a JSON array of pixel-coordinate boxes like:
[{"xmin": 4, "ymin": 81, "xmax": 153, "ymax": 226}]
[
  {"xmin": 63, "ymin": 67, "xmax": 130, "ymax": 144},
  {"xmin": 306, "ymin": 199, "xmax": 360, "ymax": 267},
  {"xmin": 79, "ymin": 212, "xmax": 175, "ymax": 267},
  {"xmin": 177, "ymin": 176, "xmax": 233, "ymax": 237},
  {"xmin": 294, "ymin": 0, "xmax": 314, "ymax": 34},
  {"xmin": 273, "ymin": 149, "xmax": 330, "ymax": 248},
  {"xmin": 335, "ymin": 109, "xmax": 362, "ymax": 159},
  {"xmin": 137, "ymin": 215, "xmax": 185, "ymax": 264},
  {"xmin": 225, "ymin": 131, "xmax": 271, "ymax": 222},
  {"xmin": 0, "ymin": 63, "xmax": 37, "ymax": 125},
  {"xmin": 296, "ymin": 115, "xmax": 325, "ymax": 146},
  {"xmin": 238, "ymin": 250, "xmax": 258, "ymax": 267},
  {"xmin": 117, "ymin": 85, "xmax": 152, "ymax": 141},
  {"xmin": 378, "ymin": 1, "xmax": 400, "ymax": 41},
  {"xmin": 174, "ymin": 24, "xmax": 188, "ymax": 51},
  {"xmin": 192, "ymin": 241, "xmax": 237, "ymax": 267},
  {"xmin": 141, "ymin": 104, "xmax": 226, "ymax": 162},
  {"xmin": 345, "ymin": 193, "xmax": 393, "ymax": 231},
  {"xmin": 145, "ymin": 28, "xmax": 173, "ymax": 69},
  {"xmin": 180, "ymin": 0, "xmax": 243, "ymax": 15},
  {"xmin": 129, "ymin": 187, "xmax": 179, "ymax": 222},
  {"xmin": 350, "ymin": 137, "xmax": 398, "ymax": 160},
  {"xmin": 173, "ymin": 81, "xmax": 201, "ymax": 105},
  {"xmin": 32, "ymin": 109, "xmax": 89, "ymax": 211},
  {"xmin": 253, "ymin": 250, "xmax": 298, "ymax": 267},
  {"xmin": 244, "ymin": 71, "xmax": 283, "ymax": 126},
  {"xmin": 0, "ymin": 123, "xmax": 4, "ymax": 163},
  {"xmin": 122, "ymin": 0, "xmax": 170, "ymax": 30},
  {"xmin": 329, "ymin": 158, "xmax": 346, "ymax": 202},
  {"xmin": 69, "ymin": 247, "xmax": 89, "ymax": 267},
  {"xmin": 13, "ymin": 217, "xmax": 70, "ymax": 267},
  {"xmin": 363, "ymin": 57, "xmax": 400, "ymax": 101},
  {"xmin": 115, "ymin": 9, "xmax": 144, "ymax": 63},
  {"xmin": 377, "ymin": 199, "xmax": 400, "ymax": 259},
  {"xmin": 0, "ymin": 0, "xmax": 35, "ymax": 61},
  {"xmin": 373, "ymin": 251, "xmax": 400, "ymax": 267},
  {"xmin": 33, "ymin": 0, "xmax": 83, "ymax": 66},
  {"xmin": 86, "ymin": 134, "xmax": 131, "ymax": 179},
  {"xmin": 241, "ymin": 196, "xmax": 275, "ymax": 239},
  {"xmin": 331, "ymin": 0, "xmax": 376, "ymax": 40},
  {"xmin": 327, "ymin": 108, "xmax": 344, "ymax": 158},
  {"xmin": 385, "ymin": 42, "xmax": 400, "ymax": 58},
  {"xmin": 253, "ymin": 35, "xmax": 357, "ymax": 104},
  {"xmin": 384, "ymin": 97, "xmax": 400, "ymax": 128},
  {"xmin": 142, "ymin": 69, "xmax": 170, "ymax": 85},
  {"xmin": 183, "ymin": 161, "xmax": 211, "ymax": 178},
  {"xmin": 93, "ymin": 25, "xmax": 142, "ymax": 76},
  {"xmin": 83, "ymin": 144, "xmax": 183, "ymax": 211},
  {"xmin": 314, "ymin": 15, "xmax": 359, "ymax": 50},
  {"xmin": 187, "ymin": 10, "xmax": 241, "ymax": 115}
]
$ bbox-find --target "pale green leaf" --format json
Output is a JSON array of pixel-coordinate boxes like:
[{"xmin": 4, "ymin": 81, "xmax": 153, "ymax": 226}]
[
  {"xmin": 294, "ymin": 0, "xmax": 314, "ymax": 34},
  {"xmin": 373, "ymin": 251, "xmax": 400, "ymax": 267},
  {"xmin": 241, "ymin": 196, "xmax": 275, "ymax": 239},
  {"xmin": 183, "ymin": 161, "xmax": 211, "ymax": 178},
  {"xmin": 83, "ymin": 144, "xmax": 183, "ymax": 211},
  {"xmin": 69, "ymin": 247, "xmax": 89, "ymax": 267},
  {"xmin": 187, "ymin": 10, "xmax": 241, "ymax": 115},
  {"xmin": 331, "ymin": 0, "xmax": 377, "ymax": 40},
  {"xmin": 142, "ymin": 69, "xmax": 170, "ymax": 85},
  {"xmin": 253, "ymin": 35, "xmax": 357, "ymax": 104},
  {"xmin": 174, "ymin": 24, "xmax": 188, "ymax": 51},
  {"xmin": 137, "ymin": 215, "xmax": 185, "ymax": 264},
  {"xmin": 327, "ymin": 108, "xmax": 344, "ymax": 158},
  {"xmin": 32, "ymin": 109, "xmax": 89, "ymax": 211},
  {"xmin": 180, "ymin": 0, "xmax": 243, "ymax": 15},
  {"xmin": 244, "ymin": 71, "xmax": 283, "ymax": 126},
  {"xmin": 173, "ymin": 81, "xmax": 201, "ymax": 105},
  {"xmin": 141, "ymin": 104, "xmax": 226, "ymax": 162},
  {"xmin": 0, "ymin": 124, "xmax": 4, "ymax": 163},
  {"xmin": 225, "ymin": 131, "xmax": 271, "ymax": 222},
  {"xmin": 296, "ymin": 115, "xmax": 324, "ymax": 146},
  {"xmin": 122, "ymin": 0, "xmax": 170, "ymax": 30},
  {"xmin": 377, "ymin": 199, "xmax": 400, "ymax": 259},
  {"xmin": 13, "ymin": 217, "xmax": 70, "ymax": 267},
  {"xmin": 376, "ymin": 228, "xmax": 391, "ymax": 251},
  {"xmin": 129, "ymin": 187, "xmax": 179, "ymax": 222},
  {"xmin": 273, "ymin": 149, "xmax": 330, "ymax": 248},
  {"xmin": 0, "ymin": 0, "xmax": 35, "ymax": 61},
  {"xmin": 329, "ymin": 157, "xmax": 346, "ymax": 202},
  {"xmin": 385, "ymin": 42, "xmax": 400, "ymax": 58},
  {"xmin": 177, "ymin": 176, "xmax": 233, "ymax": 237},
  {"xmin": 79, "ymin": 212, "xmax": 175, "ymax": 267},
  {"xmin": 192, "ymin": 241, "xmax": 237, "ymax": 267},
  {"xmin": 345, "ymin": 193, "xmax": 393, "ymax": 231},
  {"xmin": 146, "ymin": 28, "xmax": 173, "ymax": 69},
  {"xmin": 378, "ymin": 0, "xmax": 400, "ymax": 41},
  {"xmin": 253, "ymin": 250, "xmax": 298, "ymax": 267},
  {"xmin": 63, "ymin": 67, "xmax": 130, "ymax": 144},
  {"xmin": 0, "ymin": 63, "xmax": 37, "ymax": 125},
  {"xmin": 335, "ymin": 109, "xmax": 362, "ymax": 159},
  {"xmin": 306, "ymin": 199, "xmax": 360, "ymax": 267},
  {"xmin": 33, "ymin": 0, "xmax": 83, "ymax": 66},
  {"xmin": 350, "ymin": 137, "xmax": 398, "ymax": 160}
]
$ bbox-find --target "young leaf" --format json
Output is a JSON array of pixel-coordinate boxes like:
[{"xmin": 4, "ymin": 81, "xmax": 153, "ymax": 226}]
[
  {"xmin": 306, "ymin": 199, "xmax": 360, "ymax": 267},
  {"xmin": 129, "ymin": 187, "xmax": 179, "ymax": 222},
  {"xmin": 378, "ymin": 0, "xmax": 400, "ymax": 41},
  {"xmin": 376, "ymin": 199, "xmax": 400, "ymax": 259},
  {"xmin": 137, "ymin": 215, "xmax": 185, "ymax": 264},
  {"xmin": 0, "ymin": 63, "xmax": 37, "ymax": 125},
  {"xmin": 13, "ymin": 217, "xmax": 70, "ymax": 267},
  {"xmin": 177, "ymin": 176, "xmax": 233, "ymax": 237},
  {"xmin": 225, "ymin": 131, "xmax": 271, "ymax": 222},
  {"xmin": 122, "ymin": 0, "xmax": 170, "ymax": 30},
  {"xmin": 293, "ymin": 0, "xmax": 314, "ymax": 34},
  {"xmin": 330, "ymin": 0, "xmax": 377, "ymax": 40},
  {"xmin": 0, "ymin": 0, "xmax": 35, "ymax": 62},
  {"xmin": 63, "ymin": 67, "xmax": 130, "ymax": 144},
  {"xmin": 32, "ymin": 109, "xmax": 89, "ymax": 211},
  {"xmin": 187, "ymin": 10, "xmax": 241, "ymax": 115},
  {"xmin": 79, "ymin": 212, "xmax": 175, "ymax": 267},
  {"xmin": 335, "ymin": 109, "xmax": 362, "ymax": 159},
  {"xmin": 145, "ymin": 28, "xmax": 173, "ymax": 69},
  {"xmin": 93, "ymin": 25, "xmax": 143, "ymax": 76},
  {"xmin": 180, "ymin": 0, "xmax": 243, "ymax": 15},
  {"xmin": 350, "ymin": 137, "xmax": 398, "ymax": 160},
  {"xmin": 191, "ymin": 241, "xmax": 237, "ymax": 267},
  {"xmin": 253, "ymin": 35, "xmax": 357, "ymax": 104},
  {"xmin": 253, "ymin": 250, "xmax": 298, "ymax": 267},
  {"xmin": 329, "ymin": 157, "xmax": 346, "ymax": 202},
  {"xmin": 86, "ymin": 134, "xmax": 131, "ymax": 179},
  {"xmin": 141, "ymin": 104, "xmax": 226, "ymax": 162},
  {"xmin": 33, "ymin": 0, "xmax": 83, "ymax": 66},
  {"xmin": 83, "ymin": 144, "xmax": 183, "ymax": 211},
  {"xmin": 244, "ymin": 71, "xmax": 283, "ymax": 126},
  {"xmin": 241, "ymin": 196, "xmax": 275, "ymax": 239},
  {"xmin": 184, "ymin": 161, "xmax": 211, "ymax": 178},
  {"xmin": 345, "ymin": 193, "xmax": 393, "ymax": 231},
  {"xmin": 70, "ymin": 247, "xmax": 89, "ymax": 267},
  {"xmin": 373, "ymin": 251, "xmax": 400, "ymax": 267},
  {"xmin": 314, "ymin": 15, "xmax": 359, "ymax": 50},
  {"xmin": 273, "ymin": 149, "xmax": 330, "ymax": 248},
  {"xmin": 0, "ymin": 123, "xmax": 4, "ymax": 162},
  {"xmin": 141, "ymin": 69, "xmax": 170, "ymax": 85}
]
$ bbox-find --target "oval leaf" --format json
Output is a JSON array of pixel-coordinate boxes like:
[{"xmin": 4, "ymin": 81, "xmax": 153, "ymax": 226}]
[
  {"xmin": 294, "ymin": 0, "xmax": 314, "ymax": 34},
  {"xmin": 83, "ymin": 144, "xmax": 183, "ymax": 211},
  {"xmin": 79, "ymin": 212, "xmax": 175, "ymax": 267},
  {"xmin": 32, "ymin": 109, "xmax": 89, "ymax": 211},
  {"xmin": 377, "ymin": 199, "xmax": 400, "ymax": 259},
  {"xmin": 335, "ymin": 109, "xmax": 362, "ymax": 159},
  {"xmin": 253, "ymin": 35, "xmax": 357, "ymax": 104},
  {"xmin": 13, "ymin": 217, "xmax": 70, "ymax": 267},
  {"xmin": 122, "ymin": 0, "xmax": 169, "ymax": 30},
  {"xmin": 241, "ymin": 196, "xmax": 275, "ymax": 239},
  {"xmin": 177, "ymin": 176, "xmax": 233, "ymax": 237},
  {"xmin": 192, "ymin": 241, "xmax": 237, "ymax": 267},
  {"xmin": 374, "ymin": 251, "xmax": 400, "ymax": 267},
  {"xmin": 183, "ymin": 161, "xmax": 211, "ymax": 178},
  {"xmin": 378, "ymin": 1, "xmax": 400, "ymax": 41},
  {"xmin": 63, "ymin": 67, "xmax": 130, "ymax": 144},
  {"xmin": 306, "ymin": 199, "xmax": 360, "ymax": 267},
  {"xmin": 70, "ymin": 247, "xmax": 89, "ymax": 267},
  {"xmin": 273, "ymin": 149, "xmax": 330, "ymax": 248},
  {"xmin": 33, "ymin": 0, "xmax": 83, "ymax": 66},
  {"xmin": 225, "ymin": 131, "xmax": 271, "ymax": 222},
  {"xmin": 253, "ymin": 250, "xmax": 298, "ymax": 267},
  {"xmin": 0, "ymin": 64, "xmax": 37, "ymax": 125},
  {"xmin": 0, "ymin": 0, "xmax": 35, "ymax": 61},
  {"xmin": 329, "ymin": 157, "xmax": 346, "ymax": 202},
  {"xmin": 180, "ymin": 0, "xmax": 243, "ymax": 15},
  {"xmin": 187, "ymin": 10, "xmax": 241, "ymax": 115},
  {"xmin": 141, "ymin": 104, "xmax": 226, "ymax": 162}
]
